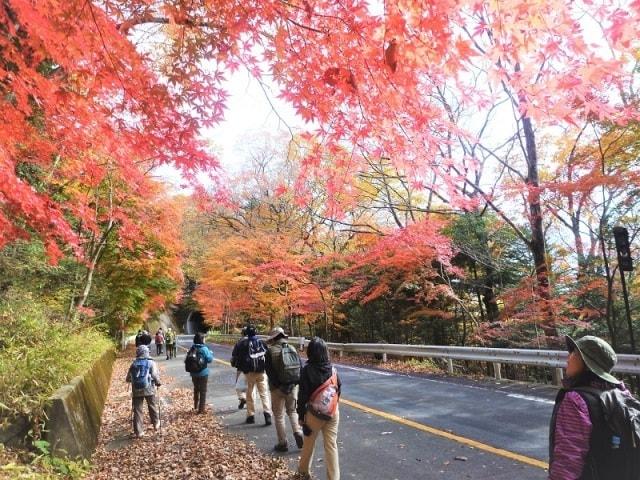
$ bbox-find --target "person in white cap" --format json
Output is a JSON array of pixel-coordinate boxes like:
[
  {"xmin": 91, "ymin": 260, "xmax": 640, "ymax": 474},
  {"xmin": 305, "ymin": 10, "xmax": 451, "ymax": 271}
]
[
  {"xmin": 125, "ymin": 345, "xmax": 161, "ymax": 438},
  {"xmin": 265, "ymin": 327, "xmax": 304, "ymax": 452}
]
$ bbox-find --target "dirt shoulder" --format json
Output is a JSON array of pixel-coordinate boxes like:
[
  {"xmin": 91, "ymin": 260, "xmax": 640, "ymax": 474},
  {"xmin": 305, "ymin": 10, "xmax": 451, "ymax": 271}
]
[{"xmin": 89, "ymin": 352, "xmax": 294, "ymax": 479}]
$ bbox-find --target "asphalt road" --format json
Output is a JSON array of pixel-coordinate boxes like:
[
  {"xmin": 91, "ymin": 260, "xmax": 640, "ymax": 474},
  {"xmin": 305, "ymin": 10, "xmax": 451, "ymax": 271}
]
[{"xmin": 164, "ymin": 336, "xmax": 553, "ymax": 479}]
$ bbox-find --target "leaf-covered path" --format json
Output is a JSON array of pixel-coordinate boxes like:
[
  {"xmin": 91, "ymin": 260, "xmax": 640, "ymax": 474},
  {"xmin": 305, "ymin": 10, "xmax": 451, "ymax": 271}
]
[{"xmin": 89, "ymin": 351, "xmax": 293, "ymax": 479}]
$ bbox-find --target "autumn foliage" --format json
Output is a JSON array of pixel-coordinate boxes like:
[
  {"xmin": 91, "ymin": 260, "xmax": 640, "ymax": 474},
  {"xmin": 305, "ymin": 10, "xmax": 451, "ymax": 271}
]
[{"xmin": 2, "ymin": 0, "xmax": 640, "ymax": 347}]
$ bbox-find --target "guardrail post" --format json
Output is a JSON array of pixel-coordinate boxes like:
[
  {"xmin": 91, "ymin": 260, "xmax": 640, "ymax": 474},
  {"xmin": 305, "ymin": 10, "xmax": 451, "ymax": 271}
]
[
  {"xmin": 493, "ymin": 362, "xmax": 502, "ymax": 381},
  {"xmin": 298, "ymin": 336, "xmax": 305, "ymax": 352},
  {"xmin": 552, "ymin": 367, "xmax": 564, "ymax": 386},
  {"xmin": 447, "ymin": 358, "xmax": 454, "ymax": 375},
  {"xmin": 382, "ymin": 353, "xmax": 387, "ymax": 363},
  {"xmin": 339, "ymin": 348, "xmax": 343, "ymax": 359}
]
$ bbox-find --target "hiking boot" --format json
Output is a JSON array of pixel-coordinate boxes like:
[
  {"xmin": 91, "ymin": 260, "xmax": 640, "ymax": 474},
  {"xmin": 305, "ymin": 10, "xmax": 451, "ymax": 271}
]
[
  {"xmin": 294, "ymin": 431, "xmax": 304, "ymax": 449},
  {"xmin": 274, "ymin": 442, "xmax": 288, "ymax": 452},
  {"xmin": 264, "ymin": 413, "xmax": 272, "ymax": 426},
  {"xmin": 245, "ymin": 415, "xmax": 255, "ymax": 424},
  {"xmin": 238, "ymin": 399, "xmax": 246, "ymax": 410}
]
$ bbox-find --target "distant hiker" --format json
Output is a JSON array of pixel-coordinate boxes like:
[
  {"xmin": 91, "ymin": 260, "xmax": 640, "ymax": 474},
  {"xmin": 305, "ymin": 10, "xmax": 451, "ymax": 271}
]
[
  {"xmin": 230, "ymin": 324, "xmax": 272, "ymax": 425},
  {"xmin": 125, "ymin": 345, "xmax": 161, "ymax": 438},
  {"xmin": 232, "ymin": 327, "xmax": 248, "ymax": 410},
  {"xmin": 165, "ymin": 327, "xmax": 176, "ymax": 360},
  {"xmin": 184, "ymin": 332, "xmax": 213, "ymax": 414},
  {"xmin": 155, "ymin": 328, "xmax": 164, "ymax": 356},
  {"xmin": 549, "ymin": 335, "xmax": 640, "ymax": 480},
  {"xmin": 135, "ymin": 329, "xmax": 151, "ymax": 347},
  {"xmin": 297, "ymin": 337, "xmax": 341, "ymax": 480},
  {"xmin": 265, "ymin": 327, "xmax": 304, "ymax": 452}
]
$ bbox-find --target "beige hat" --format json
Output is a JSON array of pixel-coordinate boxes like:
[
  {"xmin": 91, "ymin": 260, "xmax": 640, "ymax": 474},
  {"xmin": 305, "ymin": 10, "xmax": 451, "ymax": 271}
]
[{"xmin": 267, "ymin": 327, "xmax": 287, "ymax": 342}]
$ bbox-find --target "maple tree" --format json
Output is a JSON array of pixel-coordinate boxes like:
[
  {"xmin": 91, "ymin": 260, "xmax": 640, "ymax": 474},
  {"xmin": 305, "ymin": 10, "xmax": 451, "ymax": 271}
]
[
  {"xmin": 542, "ymin": 123, "xmax": 640, "ymax": 350},
  {"xmin": 0, "ymin": 0, "xmax": 218, "ymax": 261},
  {"xmin": 4, "ymin": 0, "xmax": 640, "ymax": 348}
]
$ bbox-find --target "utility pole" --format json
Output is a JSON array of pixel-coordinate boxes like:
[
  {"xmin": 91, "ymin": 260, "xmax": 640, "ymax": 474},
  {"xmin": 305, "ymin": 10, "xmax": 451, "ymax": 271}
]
[{"xmin": 613, "ymin": 227, "xmax": 636, "ymax": 353}]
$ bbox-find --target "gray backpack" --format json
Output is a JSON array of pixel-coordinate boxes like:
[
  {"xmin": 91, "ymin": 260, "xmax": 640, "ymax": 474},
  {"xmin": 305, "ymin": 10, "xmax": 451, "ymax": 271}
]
[{"xmin": 273, "ymin": 343, "xmax": 300, "ymax": 384}]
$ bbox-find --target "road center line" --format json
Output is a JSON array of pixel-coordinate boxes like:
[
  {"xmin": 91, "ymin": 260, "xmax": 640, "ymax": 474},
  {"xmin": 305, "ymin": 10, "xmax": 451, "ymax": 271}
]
[
  {"xmin": 208, "ymin": 354, "xmax": 548, "ymax": 471},
  {"xmin": 340, "ymin": 398, "xmax": 549, "ymax": 470}
]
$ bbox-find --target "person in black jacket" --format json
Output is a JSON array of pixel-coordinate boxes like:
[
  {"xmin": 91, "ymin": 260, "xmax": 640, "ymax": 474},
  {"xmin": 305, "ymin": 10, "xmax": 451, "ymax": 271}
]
[
  {"xmin": 230, "ymin": 324, "xmax": 272, "ymax": 425},
  {"xmin": 135, "ymin": 329, "xmax": 152, "ymax": 347},
  {"xmin": 297, "ymin": 337, "xmax": 341, "ymax": 480}
]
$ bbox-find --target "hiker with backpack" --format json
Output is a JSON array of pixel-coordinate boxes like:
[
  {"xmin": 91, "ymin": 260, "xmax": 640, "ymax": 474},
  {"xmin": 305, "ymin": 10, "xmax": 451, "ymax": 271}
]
[
  {"xmin": 155, "ymin": 328, "xmax": 164, "ymax": 356},
  {"xmin": 165, "ymin": 327, "xmax": 176, "ymax": 360},
  {"xmin": 230, "ymin": 324, "xmax": 272, "ymax": 425},
  {"xmin": 265, "ymin": 327, "xmax": 304, "ymax": 452},
  {"xmin": 297, "ymin": 337, "xmax": 341, "ymax": 480},
  {"xmin": 125, "ymin": 345, "xmax": 162, "ymax": 438},
  {"xmin": 185, "ymin": 332, "xmax": 214, "ymax": 414},
  {"xmin": 135, "ymin": 329, "xmax": 151, "ymax": 347},
  {"xmin": 549, "ymin": 335, "xmax": 640, "ymax": 480}
]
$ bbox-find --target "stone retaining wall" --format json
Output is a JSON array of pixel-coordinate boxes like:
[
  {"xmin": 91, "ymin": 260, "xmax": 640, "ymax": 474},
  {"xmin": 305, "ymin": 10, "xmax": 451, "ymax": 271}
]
[
  {"xmin": 44, "ymin": 348, "xmax": 115, "ymax": 458},
  {"xmin": 0, "ymin": 415, "xmax": 29, "ymax": 447}
]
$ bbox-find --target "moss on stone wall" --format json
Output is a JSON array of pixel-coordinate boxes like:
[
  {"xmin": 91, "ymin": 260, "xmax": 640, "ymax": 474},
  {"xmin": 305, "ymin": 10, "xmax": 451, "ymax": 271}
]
[{"xmin": 44, "ymin": 349, "xmax": 116, "ymax": 459}]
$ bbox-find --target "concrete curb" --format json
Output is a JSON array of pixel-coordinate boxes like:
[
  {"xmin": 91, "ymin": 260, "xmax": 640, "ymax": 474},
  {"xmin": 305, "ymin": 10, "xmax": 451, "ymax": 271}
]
[{"xmin": 44, "ymin": 348, "xmax": 116, "ymax": 458}]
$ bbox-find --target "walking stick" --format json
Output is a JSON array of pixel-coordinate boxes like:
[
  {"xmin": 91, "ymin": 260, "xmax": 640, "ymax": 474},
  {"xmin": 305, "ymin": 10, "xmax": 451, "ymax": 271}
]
[
  {"xmin": 156, "ymin": 384, "xmax": 162, "ymax": 436},
  {"xmin": 129, "ymin": 383, "xmax": 135, "ymax": 438}
]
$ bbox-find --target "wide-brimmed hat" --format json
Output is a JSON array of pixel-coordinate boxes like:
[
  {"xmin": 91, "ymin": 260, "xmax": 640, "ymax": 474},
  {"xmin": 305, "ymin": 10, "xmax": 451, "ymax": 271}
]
[
  {"xmin": 267, "ymin": 327, "xmax": 287, "ymax": 342},
  {"xmin": 566, "ymin": 335, "xmax": 620, "ymax": 385}
]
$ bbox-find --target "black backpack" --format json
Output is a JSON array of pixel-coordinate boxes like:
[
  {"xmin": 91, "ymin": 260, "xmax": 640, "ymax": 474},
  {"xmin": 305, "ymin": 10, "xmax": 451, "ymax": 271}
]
[
  {"xmin": 571, "ymin": 387, "xmax": 640, "ymax": 480},
  {"xmin": 185, "ymin": 345, "xmax": 207, "ymax": 373},
  {"xmin": 246, "ymin": 338, "xmax": 266, "ymax": 372}
]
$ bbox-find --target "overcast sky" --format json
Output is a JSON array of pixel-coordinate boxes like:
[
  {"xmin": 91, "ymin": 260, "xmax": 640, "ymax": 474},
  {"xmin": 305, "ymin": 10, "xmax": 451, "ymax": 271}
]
[{"xmin": 155, "ymin": 67, "xmax": 305, "ymax": 191}]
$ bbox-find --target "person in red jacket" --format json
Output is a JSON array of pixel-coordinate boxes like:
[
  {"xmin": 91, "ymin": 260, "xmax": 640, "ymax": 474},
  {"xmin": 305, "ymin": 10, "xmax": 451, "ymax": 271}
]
[{"xmin": 154, "ymin": 328, "xmax": 164, "ymax": 356}]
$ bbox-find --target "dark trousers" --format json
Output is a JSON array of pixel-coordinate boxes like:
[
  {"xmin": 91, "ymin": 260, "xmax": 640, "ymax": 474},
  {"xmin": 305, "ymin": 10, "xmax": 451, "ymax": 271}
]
[
  {"xmin": 192, "ymin": 375, "xmax": 208, "ymax": 413},
  {"xmin": 156, "ymin": 343, "xmax": 163, "ymax": 355},
  {"xmin": 132, "ymin": 395, "xmax": 159, "ymax": 435},
  {"xmin": 166, "ymin": 343, "xmax": 176, "ymax": 359}
]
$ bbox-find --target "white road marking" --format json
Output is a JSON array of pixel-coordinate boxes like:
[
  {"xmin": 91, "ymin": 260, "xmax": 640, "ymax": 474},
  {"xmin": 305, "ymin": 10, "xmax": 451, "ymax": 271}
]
[
  {"xmin": 506, "ymin": 393, "xmax": 555, "ymax": 405},
  {"xmin": 335, "ymin": 364, "xmax": 395, "ymax": 376}
]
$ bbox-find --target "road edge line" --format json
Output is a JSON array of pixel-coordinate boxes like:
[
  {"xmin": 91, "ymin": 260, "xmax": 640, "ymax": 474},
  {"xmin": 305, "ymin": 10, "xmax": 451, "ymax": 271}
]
[{"xmin": 339, "ymin": 398, "xmax": 549, "ymax": 470}]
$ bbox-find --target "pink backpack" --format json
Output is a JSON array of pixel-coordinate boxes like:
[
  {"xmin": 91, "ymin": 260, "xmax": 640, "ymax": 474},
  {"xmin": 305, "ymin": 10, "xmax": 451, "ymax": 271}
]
[{"xmin": 308, "ymin": 367, "xmax": 339, "ymax": 420}]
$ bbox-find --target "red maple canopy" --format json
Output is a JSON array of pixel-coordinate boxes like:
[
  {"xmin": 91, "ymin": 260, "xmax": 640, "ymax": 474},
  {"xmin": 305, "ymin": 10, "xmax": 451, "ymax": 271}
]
[{"xmin": 2, "ymin": 0, "xmax": 639, "ymax": 264}]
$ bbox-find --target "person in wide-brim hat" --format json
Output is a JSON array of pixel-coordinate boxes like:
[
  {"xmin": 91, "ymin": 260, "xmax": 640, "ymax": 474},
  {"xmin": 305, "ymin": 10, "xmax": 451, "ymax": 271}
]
[
  {"xmin": 548, "ymin": 335, "xmax": 627, "ymax": 479},
  {"xmin": 564, "ymin": 335, "xmax": 620, "ymax": 385},
  {"xmin": 267, "ymin": 326, "xmax": 288, "ymax": 343}
]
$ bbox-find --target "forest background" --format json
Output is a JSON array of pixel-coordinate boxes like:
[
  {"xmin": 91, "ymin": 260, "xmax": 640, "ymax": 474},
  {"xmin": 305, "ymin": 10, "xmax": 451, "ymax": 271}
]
[{"xmin": 1, "ymin": 0, "xmax": 640, "ymax": 441}]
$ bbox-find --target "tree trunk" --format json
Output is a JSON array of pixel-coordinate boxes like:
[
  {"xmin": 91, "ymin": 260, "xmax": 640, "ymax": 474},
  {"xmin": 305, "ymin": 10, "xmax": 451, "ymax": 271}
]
[
  {"xmin": 521, "ymin": 115, "xmax": 556, "ymax": 337},
  {"xmin": 70, "ymin": 220, "xmax": 115, "ymax": 320}
]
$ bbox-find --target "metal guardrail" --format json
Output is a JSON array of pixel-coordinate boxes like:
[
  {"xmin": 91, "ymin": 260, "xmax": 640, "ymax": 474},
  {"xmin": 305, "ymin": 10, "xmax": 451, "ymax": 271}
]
[{"xmin": 204, "ymin": 333, "xmax": 640, "ymax": 382}]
